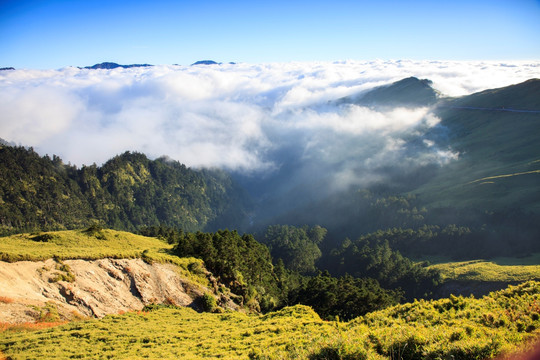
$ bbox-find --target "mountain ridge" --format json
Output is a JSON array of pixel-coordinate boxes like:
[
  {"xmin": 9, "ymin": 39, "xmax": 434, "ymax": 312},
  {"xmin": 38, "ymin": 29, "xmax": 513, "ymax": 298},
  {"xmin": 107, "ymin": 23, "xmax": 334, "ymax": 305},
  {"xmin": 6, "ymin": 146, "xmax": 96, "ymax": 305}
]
[
  {"xmin": 338, "ymin": 76, "xmax": 440, "ymax": 108},
  {"xmin": 1, "ymin": 77, "xmax": 539, "ymax": 258},
  {"xmin": 83, "ymin": 62, "xmax": 153, "ymax": 69},
  {"xmin": 0, "ymin": 148, "xmax": 249, "ymax": 235}
]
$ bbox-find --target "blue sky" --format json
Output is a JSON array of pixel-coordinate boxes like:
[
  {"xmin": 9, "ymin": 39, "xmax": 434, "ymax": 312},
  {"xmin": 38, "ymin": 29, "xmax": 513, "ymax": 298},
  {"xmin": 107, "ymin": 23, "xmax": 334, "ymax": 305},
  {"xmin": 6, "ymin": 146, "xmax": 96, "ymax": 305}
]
[{"xmin": 1, "ymin": 0, "xmax": 540, "ymax": 69}]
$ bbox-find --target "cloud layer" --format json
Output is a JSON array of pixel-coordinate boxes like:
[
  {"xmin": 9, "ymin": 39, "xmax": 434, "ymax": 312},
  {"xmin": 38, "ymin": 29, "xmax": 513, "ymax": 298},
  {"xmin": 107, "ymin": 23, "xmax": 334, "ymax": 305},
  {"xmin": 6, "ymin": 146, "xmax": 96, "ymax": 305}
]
[{"xmin": 1, "ymin": 60, "xmax": 538, "ymax": 181}]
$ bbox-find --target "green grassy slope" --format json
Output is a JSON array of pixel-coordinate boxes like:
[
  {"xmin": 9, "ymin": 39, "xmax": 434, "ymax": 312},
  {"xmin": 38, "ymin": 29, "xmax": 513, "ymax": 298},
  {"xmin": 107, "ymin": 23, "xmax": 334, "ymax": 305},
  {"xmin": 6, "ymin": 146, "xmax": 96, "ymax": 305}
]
[
  {"xmin": 0, "ymin": 228, "xmax": 207, "ymax": 285},
  {"xmin": 414, "ymin": 79, "xmax": 540, "ymax": 212},
  {"xmin": 2, "ymin": 282, "xmax": 540, "ymax": 359},
  {"xmin": 0, "ymin": 228, "xmax": 173, "ymax": 262},
  {"xmin": 429, "ymin": 259, "xmax": 540, "ymax": 282}
]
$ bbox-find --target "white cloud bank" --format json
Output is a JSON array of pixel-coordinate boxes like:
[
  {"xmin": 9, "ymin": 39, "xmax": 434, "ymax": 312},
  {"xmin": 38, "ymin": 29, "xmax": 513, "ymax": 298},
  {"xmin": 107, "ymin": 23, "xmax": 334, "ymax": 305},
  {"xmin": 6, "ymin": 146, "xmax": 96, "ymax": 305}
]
[{"xmin": 0, "ymin": 60, "xmax": 538, "ymax": 180}]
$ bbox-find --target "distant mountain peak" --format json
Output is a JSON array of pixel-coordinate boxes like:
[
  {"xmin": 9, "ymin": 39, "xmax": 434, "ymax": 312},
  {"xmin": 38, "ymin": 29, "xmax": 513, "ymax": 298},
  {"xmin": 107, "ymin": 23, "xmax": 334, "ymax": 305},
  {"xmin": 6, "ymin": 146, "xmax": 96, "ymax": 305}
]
[
  {"xmin": 359, "ymin": 77, "xmax": 439, "ymax": 108},
  {"xmin": 83, "ymin": 62, "xmax": 153, "ymax": 70},
  {"xmin": 0, "ymin": 67, "xmax": 15, "ymax": 71},
  {"xmin": 339, "ymin": 76, "xmax": 439, "ymax": 108},
  {"xmin": 191, "ymin": 60, "xmax": 220, "ymax": 66}
]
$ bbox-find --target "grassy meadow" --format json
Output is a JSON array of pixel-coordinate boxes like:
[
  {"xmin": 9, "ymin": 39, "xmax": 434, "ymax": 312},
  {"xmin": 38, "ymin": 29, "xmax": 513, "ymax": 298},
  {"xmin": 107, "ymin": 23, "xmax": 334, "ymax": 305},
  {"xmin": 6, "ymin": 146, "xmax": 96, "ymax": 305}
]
[
  {"xmin": 427, "ymin": 253, "xmax": 540, "ymax": 282},
  {"xmin": 0, "ymin": 228, "xmax": 209, "ymax": 286},
  {"xmin": 2, "ymin": 282, "xmax": 540, "ymax": 359}
]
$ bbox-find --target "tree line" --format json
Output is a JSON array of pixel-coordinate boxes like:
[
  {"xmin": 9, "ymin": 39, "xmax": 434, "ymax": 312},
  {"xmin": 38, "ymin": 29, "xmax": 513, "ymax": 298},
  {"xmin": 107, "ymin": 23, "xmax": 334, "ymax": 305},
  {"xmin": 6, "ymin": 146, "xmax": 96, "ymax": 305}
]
[
  {"xmin": 0, "ymin": 145, "xmax": 248, "ymax": 235},
  {"xmin": 142, "ymin": 224, "xmax": 441, "ymax": 320}
]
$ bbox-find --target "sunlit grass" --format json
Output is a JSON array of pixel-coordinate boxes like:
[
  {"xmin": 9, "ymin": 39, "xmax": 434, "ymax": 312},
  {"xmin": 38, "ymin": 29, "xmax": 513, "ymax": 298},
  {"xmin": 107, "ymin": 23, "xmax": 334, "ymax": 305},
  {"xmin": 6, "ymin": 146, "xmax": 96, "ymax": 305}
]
[
  {"xmin": 0, "ymin": 229, "xmax": 209, "ymax": 286},
  {"xmin": 2, "ymin": 282, "xmax": 540, "ymax": 359},
  {"xmin": 429, "ymin": 260, "xmax": 540, "ymax": 282},
  {"xmin": 0, "ymin": 229, "xmax": 171, "ymax": 261}
]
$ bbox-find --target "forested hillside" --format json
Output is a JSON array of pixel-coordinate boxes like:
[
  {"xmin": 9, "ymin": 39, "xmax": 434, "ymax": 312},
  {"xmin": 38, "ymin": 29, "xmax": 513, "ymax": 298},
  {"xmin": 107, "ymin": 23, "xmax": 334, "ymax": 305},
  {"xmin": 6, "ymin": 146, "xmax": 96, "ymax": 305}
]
[
  {"xmin": 244, "ymin": 78, "xmax": 540, "ymax": 261},
  {"xmin": 2, "ymin": 79, "xmax": 540, "ymax": 261},
  {"xmin": 0, "ymin": 146, "xmax": 249, "ymax": 235}
]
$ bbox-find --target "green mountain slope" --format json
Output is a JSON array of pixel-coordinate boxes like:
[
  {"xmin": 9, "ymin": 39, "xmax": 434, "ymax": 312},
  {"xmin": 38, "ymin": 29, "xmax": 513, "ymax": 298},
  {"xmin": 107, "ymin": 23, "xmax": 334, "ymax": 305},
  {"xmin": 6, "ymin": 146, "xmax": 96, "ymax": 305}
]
[
  {"xmin": 339, "ymin": 76, "xmax": 440, "ymax": 108},
  {"xmin": 0, "ymin": 147, "xmax": 249, "ymax": 235},
  {"xmin": 246, "ymin": 78, "xmax": 540, "ymax": 260},
  {"xmin": 414, "ymin": 79, "xmax": 540, "ymax": 212}
]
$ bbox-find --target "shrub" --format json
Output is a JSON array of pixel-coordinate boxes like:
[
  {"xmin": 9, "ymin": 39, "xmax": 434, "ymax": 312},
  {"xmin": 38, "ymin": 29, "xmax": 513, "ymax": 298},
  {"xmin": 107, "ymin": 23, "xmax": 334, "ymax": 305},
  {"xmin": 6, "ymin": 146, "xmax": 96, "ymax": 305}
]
[
  {"xmin": 30, "ymin": 233, "xmax": 55, "ymax": 242},
  {"xmin": 83, "ymin": 223, "xmax": 106, "ymax": 239},
  {"xmin": 50, "ymin": 261, "xmax": 76, "ymax": 283},
  {"xmin": 200, "ymin": 293, "xmax": 217, "ymax": 312}
]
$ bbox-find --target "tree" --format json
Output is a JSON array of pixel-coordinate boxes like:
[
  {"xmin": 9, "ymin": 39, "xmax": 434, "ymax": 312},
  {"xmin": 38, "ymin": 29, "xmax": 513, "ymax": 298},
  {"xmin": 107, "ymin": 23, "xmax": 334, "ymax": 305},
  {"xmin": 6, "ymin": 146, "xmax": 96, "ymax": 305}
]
[{"xmin": 261, "ymin": 225, "xmax": 326, "ymax": 274}]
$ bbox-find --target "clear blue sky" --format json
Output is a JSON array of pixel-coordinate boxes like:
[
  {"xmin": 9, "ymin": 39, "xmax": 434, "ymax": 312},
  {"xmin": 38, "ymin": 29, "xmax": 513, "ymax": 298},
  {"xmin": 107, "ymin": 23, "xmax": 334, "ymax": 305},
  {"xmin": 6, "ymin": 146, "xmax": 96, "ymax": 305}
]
[{"xmin": 1, "ymin": 0, "xmax": 539, "ymax": 69}]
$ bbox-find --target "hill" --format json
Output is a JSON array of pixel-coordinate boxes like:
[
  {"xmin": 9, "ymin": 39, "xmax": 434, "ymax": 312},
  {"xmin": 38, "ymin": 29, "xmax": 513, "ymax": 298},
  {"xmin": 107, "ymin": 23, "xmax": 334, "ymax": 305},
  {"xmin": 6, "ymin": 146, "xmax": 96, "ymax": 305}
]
[
  {"xmin": 414, "ymin": 78, "xmax": 540, "ymax": 213},
  {"xmin": 2, "ymin": 78, "xmax": 539, "ymax": 261},
  {"xmin": 2, "ymin": 282, "xmax": 540, "ymax": 359},
  {"xmin": 340, "ymin": 76, "xmax": 440, "ymax": 108},
  {"xmin": 83, "ymin": 62, "xmax": 153, "ymax": 69},
  {"xmin": 0, "ymin": 147, "xmax": 249, "ymax": 235},
  {"xmin": 244, "ymin": 78, "xmax": 540, "ymax": 259},
  {"xmin": 0, "ymin": 228, "xmax": 238, "ymax": 323},
  {"xmin": 191, "ymin": 60, "xmax": 219, "ymax": 66}
]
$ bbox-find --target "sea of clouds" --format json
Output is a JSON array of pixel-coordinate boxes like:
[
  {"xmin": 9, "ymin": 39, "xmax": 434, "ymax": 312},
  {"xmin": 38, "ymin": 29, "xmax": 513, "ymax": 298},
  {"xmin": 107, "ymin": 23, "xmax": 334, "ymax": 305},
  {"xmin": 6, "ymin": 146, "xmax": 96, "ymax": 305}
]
[{"xmin": 1, "ymin": 60, "xmax": 538, "ymax": 188}]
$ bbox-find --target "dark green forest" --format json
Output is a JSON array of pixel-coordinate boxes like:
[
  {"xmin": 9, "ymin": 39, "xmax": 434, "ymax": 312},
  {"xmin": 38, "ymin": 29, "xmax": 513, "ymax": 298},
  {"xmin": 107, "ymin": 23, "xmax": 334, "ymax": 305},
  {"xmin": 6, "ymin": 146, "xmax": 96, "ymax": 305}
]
[
  {"xmin": 139, "ymin": 225, "xmax": 405, "ymax": 320},
  {"xmin": 0, "ymin": 145, "xmax": 248, "ymax": 235}
]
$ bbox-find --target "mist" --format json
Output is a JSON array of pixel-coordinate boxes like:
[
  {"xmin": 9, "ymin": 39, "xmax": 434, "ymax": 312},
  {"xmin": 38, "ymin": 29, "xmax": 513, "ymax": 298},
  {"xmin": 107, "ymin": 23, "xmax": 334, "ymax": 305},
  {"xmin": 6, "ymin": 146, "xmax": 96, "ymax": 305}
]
[{"xmin": 1, "ymin": 60, "xmax": 538, "ymax": 198}]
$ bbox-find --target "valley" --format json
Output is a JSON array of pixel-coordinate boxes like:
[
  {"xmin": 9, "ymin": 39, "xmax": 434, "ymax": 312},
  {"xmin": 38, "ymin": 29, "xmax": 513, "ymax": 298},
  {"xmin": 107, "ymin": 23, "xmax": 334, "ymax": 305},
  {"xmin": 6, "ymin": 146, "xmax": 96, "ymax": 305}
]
[{"xmin": 1, "ymin": 76, "xmax": 540, "ymax": 359}]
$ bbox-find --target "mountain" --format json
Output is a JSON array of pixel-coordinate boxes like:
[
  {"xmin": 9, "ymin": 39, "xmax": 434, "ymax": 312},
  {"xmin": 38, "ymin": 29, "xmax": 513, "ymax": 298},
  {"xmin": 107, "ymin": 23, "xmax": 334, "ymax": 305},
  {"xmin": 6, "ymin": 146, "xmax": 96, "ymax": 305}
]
[
  {"xmin": 83, "ymin": 62, "xmax": 153, "ymax": 69},
  {"xmin": 0, "ymin": 137, "xmax": 16, "ymax": 146},
  {"xmin": 444, "ymin": 78, "xmax": 540, "ymax": 109},
  {"xmin": 2, "ymin": 78, "xmax": 539, "ymax": 259},
  {"xmin": 0, "ymin": 67, "xmax": 15, "ymax": 71},
  {"xmin": 240, "ymin": 78, "xmax": 540, "ymax": 259},
  {"xmin": 191, "ymin": 60, "xmax": 219, "ymax": 66},
  {"xmin": 0, "ymin": 147, "xmax": 249, "ymax": 235},
  {"xmin": 415, "ymin": 79, "xmax": 540, "ymax": 213},
  {"xmin": 339, "ymin": 76, "xmax": 440, "ymax": 108}
]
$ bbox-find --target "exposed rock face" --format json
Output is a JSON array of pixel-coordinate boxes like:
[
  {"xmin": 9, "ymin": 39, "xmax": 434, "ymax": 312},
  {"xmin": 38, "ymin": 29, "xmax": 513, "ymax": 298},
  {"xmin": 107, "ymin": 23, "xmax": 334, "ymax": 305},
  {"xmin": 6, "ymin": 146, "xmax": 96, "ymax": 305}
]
[{"xmin": 0, "ymin": 258, "xmax": 219, "ymax": 323}]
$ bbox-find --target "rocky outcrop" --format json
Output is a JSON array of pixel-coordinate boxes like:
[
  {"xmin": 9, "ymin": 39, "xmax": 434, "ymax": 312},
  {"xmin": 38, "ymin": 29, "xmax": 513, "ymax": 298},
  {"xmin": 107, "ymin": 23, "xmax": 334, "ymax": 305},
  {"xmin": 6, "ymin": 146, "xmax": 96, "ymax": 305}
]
[{"xmin": 0, "ymin": 258, "xmax": 228, "ymax": 323}]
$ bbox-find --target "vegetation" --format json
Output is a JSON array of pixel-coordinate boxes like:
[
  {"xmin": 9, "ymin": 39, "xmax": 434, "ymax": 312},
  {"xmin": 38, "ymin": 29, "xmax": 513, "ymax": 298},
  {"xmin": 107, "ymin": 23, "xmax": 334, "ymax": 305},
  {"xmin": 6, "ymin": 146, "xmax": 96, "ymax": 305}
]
[
  {"xmin": 320, "ymin": 234, "xmax": 442, "ymax": 300},
  {"xmin": 175, "ymin": 229, "xmax": 281, "ymax": 311},
  {"xmin": 288, "ymin": 271, "xmax": 402, "ymax": 321},
  {"xmin": 0, "ymin": 146, "xmax": 248, "ymax": 235},
  {"xmin": 430, "ymin": 259, "xmax": 540, "ymax": 282},
  {"xmin": 0, "ymin": 227, "xmax": 209, "ymax": 286},
  {"xmin": 2, "ymin": 282, "xmax": 540, "ymax": 359},
  {"xmin": 261, "ymin": 224, "xmax": 326, "ymax": 274}
]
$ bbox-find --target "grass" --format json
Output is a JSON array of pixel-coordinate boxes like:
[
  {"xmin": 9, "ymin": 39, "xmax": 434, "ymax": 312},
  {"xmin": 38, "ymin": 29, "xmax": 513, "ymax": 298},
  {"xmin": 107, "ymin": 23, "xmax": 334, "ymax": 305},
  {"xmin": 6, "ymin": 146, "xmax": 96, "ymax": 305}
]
[
  {"xmin": 430, "ymin": 261, "xmax": 540, "ymax": 282},
  {"xmin": 3, "ymin": 228, "xmax": 540, "ymax": 358},
  {"xmin": 413, "ymin": 103, "xmax": 540, "ymax": 212},
  {"xmin": 0, "ymin": 229, "xmax": 173, "ymax": 262},
  {"xmin": 2, "ymin": 282, "xmax": 540, "ymax": 359},
  {"xmin": 0, "ymin": 229, "xmax": 209, "ymax": 286},
  {"xmin": 424, "ymin": 253, "xmax": 540, "ymax": 282}
]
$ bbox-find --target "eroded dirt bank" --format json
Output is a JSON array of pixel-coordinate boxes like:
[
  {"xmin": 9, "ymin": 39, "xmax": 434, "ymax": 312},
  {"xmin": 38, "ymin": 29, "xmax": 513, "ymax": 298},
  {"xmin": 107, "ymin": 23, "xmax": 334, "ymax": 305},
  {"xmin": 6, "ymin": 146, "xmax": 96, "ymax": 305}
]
[{"xmin": 0, "ymin": 258, "xmax": 216, "ymax": 323}]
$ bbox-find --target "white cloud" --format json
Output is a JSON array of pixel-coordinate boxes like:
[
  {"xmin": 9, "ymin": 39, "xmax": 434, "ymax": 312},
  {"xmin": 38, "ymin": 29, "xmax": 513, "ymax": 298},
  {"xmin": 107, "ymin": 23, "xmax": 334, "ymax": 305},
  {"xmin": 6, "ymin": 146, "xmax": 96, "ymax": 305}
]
[{"xmin": 0, "ymin": 60, "xmax": 537, "ymax": 179}]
